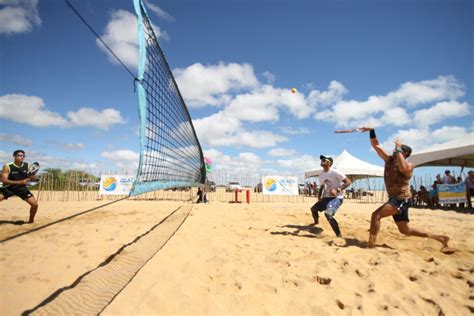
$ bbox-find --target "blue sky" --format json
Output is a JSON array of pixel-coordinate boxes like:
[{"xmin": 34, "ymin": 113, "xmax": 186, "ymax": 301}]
[{"xmin": 0, "ymin": 0, "xmax": 472, "ymax": 183}]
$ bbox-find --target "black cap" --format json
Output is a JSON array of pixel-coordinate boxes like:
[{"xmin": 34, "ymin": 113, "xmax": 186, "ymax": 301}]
[
  {"xmin": 401, "ymin": 145, "xmax": 412, "ymax": 157},
  {"xmin": 320, "ymin": 155, "xmax": 333, "ymax": 164}
]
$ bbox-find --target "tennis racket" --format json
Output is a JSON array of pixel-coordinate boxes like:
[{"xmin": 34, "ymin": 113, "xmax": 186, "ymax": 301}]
[
  {"xmin": 27, "ymin": 162, "xmax": 40, "ymax": 176},
  {"xmin": 334, "ymin": 128, "xmax": 362, "ymax": 134}
]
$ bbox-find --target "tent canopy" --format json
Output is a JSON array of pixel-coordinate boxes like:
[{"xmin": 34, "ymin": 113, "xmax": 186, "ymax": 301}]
[
  {"xmin": 305, "ymin": 150, "xmax": 384, "ymax": 181},
  {"xmin": 409, "ymin": 134, "xmax": 474, "ymax": 168}
]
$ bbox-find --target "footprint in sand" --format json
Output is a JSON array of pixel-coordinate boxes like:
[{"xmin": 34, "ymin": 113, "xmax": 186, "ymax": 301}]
[
  {"xmin": 335, "ymin": 300, "xmax": 345, "ymax": 310},
  {"xmin": 441, "ymin": 246, "xmax": 455, "ymax": 254},
  {"xmin": 315, "ymin": 276, "xmax": 332, "ymax": 285},
  {"xmin": 409, "ymin": 275, "xmax": 418, "ymax": 282}
]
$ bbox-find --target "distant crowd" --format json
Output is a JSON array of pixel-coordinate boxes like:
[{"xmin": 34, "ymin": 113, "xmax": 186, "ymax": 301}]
[{"xmin": 413, "ymin": 170, "xmax": 474, "ymax": 209}]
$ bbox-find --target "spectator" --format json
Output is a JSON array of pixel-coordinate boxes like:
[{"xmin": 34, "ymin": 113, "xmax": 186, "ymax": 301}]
[
  {"xmin": 466, "ymin": 171, "xmax": 474, "ymax": 209},
  {"xmin": 435, "ymin": 174, "xmax": 443, "ymax": 184},
  {"xmin": 442, "ymin": 170, "xmax": 455, "ymax": 184},
  {"xmin": 430, "ymin": 182, "xmax": 439, "ymax": 207},
  {"xmin": 417, "ymin": 185, "xmax": 431, "ymax": 206},
  {"xmin": 196, "ymin": 187, "xmax": 208, "ymax": 203}
]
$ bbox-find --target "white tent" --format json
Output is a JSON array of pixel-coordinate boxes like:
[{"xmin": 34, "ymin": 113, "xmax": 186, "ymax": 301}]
[
  {"xmin": 410, "ymin": 134, "xmax": 474, "ymax": 168},
  {"xmin": 305, "ymin": 150, "xmax": 384, "ymax": 181}
]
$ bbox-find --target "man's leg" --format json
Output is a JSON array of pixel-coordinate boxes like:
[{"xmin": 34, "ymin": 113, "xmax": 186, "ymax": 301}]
[
  {"xmin": 368, "ymin": 203, "xmax": 399, "ymax": 247},
  {"xmin": 395, "ymin": 221, "xmax": 450, "ymax": 249},
  {"xmin": 324, "ymin": 198, "xmax": 343, "ymax": 237},
  {"xmin": 25, "ymin": 196, "xmax": 38, "ymax": 223},
  {"xmin": 310, "ymin": 200, "xmax": 327, "ymax": 225}
]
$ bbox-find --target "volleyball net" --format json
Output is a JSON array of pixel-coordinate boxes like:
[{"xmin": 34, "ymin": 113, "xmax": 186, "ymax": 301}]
[{"xmin": 131, "ymin": 0, "xmax": 206, "ymax": 196}]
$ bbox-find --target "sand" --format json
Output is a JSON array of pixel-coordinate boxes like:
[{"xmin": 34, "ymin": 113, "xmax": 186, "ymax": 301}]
[{"xmin": 1, "ymin": 197, "xmax": 473, "ymax": 315}]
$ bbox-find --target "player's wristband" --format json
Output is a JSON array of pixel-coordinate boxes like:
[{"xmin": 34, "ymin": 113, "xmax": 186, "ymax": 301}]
[
  {"xmin": 369, "ymin": 129, "xmax": 376, "ymax": 139},
  {"xmin": 395, "ymin": 147, "xmax": 403, "ymax": 153}
]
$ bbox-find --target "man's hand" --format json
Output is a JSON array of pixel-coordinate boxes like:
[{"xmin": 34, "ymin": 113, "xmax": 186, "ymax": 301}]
[
  {"xmin": 329, "ymin": 188, "xmax": 338, "ymax": 196},
  {"xmin": 393, "ymin": 138, "xmax": 402, "ymax": 150},
  {"xmin": 359, "ymin": 127, "xmax": 373, "ymax": 132}
]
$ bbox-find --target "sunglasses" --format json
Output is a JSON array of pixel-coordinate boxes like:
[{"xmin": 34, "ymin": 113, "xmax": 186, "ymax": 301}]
[{"xmin": 16, "ymin": 154, "xmax": 25, "ymax": 157}]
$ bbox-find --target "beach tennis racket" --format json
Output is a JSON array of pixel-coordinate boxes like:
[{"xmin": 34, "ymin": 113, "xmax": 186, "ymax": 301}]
[
  {"xmin": 27, "ymin": 162, "xmax": 40, "ymax": 176},
  {"xmin": 334, "ymin": 128, "xmax": 362, "ymax": 134}
]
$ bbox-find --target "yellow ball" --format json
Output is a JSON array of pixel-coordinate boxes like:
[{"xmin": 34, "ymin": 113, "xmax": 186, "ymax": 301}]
[{"xmin": 291, "ymin": 88, "xmax": 297, "ymax": 94}]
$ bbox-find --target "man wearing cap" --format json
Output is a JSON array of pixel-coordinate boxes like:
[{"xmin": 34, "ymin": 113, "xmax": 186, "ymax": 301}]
[
  {"xmin": 360, "ymin": 127, "xmax": 452, "ymax": 253},
  {"xmin": 309, "ymin": 155, "xmax": 352, "ymax": 237}
]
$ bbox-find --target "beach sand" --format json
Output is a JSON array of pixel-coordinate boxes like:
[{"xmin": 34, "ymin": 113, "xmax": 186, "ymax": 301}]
[{"xmin": 1, "ymin": 197, "xmax": 473, "ymax": 315}]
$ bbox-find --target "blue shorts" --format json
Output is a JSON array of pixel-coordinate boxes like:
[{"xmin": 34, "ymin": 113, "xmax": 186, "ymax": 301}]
[
  {"xmin": 388, "ymin": 198, "xmax": 412, "ymax": 222},
  {"xmin": 311, "ymin": 197, "xmax": 343, "ymax": 217}
]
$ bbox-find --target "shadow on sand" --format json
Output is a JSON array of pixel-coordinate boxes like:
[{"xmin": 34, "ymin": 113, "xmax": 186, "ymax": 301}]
[
  {"xmin": 326, "ymin": 237, "xmax": 394, "ymax": 249},
  {"xmin": 0, "ymin": 220, "xmax": 27, "ymax": 226},
  {"xmin": 270, "ymin": 224, "xmax": 323, "ymax": 238}
]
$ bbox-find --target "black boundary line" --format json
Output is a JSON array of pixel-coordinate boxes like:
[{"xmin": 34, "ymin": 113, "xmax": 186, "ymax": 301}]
[
  {"xmin": 21, "ymin": 205, "xmax": 192, "ymax": 316},
  {"xmin": 0, "ymin": 197, "xmax": 129, "ymax": 244}
]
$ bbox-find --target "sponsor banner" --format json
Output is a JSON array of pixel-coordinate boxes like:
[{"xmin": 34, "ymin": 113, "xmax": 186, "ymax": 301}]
[
  {"xmin": 438, "ymin": 183, "xmax": 466, "ymax": 204},
  {"xmin": 99, "ymin": 175, "xmax": 135, "ymax": 195},
  {"xmin": 262, "ymin": 176, "xmax": 298, "ymax": 195}
]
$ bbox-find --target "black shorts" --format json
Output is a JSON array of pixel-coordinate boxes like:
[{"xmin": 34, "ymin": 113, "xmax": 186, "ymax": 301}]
[
  {"xmin": 0, "ymin": 186, "xmax": 33, "ymax": 200},
  {"xmin": 388, "ymin": 197, "xmax": 412, "ymax": 222}
]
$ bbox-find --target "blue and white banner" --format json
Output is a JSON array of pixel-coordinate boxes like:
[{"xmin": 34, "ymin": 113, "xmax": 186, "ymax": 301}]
[
  {"xmin": 438, "ymin": 183, "xmax": 466, "ymax": 204},
  {"xmin": 100, "ymin": 175, "xmax": 136, "ymax": 195},
  {"xmin": 262, "ymin": 176, "xmax": 298, "ymax": 195}
]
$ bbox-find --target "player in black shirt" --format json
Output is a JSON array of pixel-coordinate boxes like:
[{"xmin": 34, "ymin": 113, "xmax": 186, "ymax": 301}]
[{"xmin": 0, "ymin": 150, "xmax": 39, "ymax": 223}]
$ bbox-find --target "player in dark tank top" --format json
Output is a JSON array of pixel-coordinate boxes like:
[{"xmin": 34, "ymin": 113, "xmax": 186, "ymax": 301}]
[
  {"xmin": 0, "ymin": 150, "xmax": 39, "ymax": 223},
  {"xmin": 358, "ymin": 127, "xmax": 453, "ymax": 254}
]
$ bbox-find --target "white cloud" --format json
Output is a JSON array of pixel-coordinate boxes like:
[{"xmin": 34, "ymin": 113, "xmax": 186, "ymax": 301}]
[
  {"xmin": 101, "ymin": 149, "xmax": 139, "ymax": 173},
  {"xmin": 280, "ymin": 126, "xmax": 310, "ymax": 135},
  {"xmin": 0, "ymin": 133, "xmax": 32, "ymax": 146},
  {"xmin": 0, "ymin": 94, "xmax": 68, "ymax": 127},
  {"xmin": 385, "ymin": 75, "xmax": 464, "ymax": 107},
  {"xmin": 380, "ymin": 107, "xmax": 411, "ymax": 126},
  {"xmin": 61, "ymin": 143, "xmax": 85, "ymax": 151},
  {"xmin": 307, "ymin": 80, "xmax": 348, "ymax": 108},
  {"xmin": 193, "ymin": 112, "xmax": 286, "ymax": 148},
  {"xmin": 262, "ymin": 71, "xmax": 275, "ymax": 84},
  {"xmin": 203, "ymin": 148, "xmax": 262, "ymax": 172},
  {"xmin": 276, "ymin": 155, "xmax": 320, "ymax": 172},
  {"xmin": 67, "ymin": 108, "xmax": 126, "ymax": 130},
  {"xmin": 413, "ymin": 101, "xmax": 470, "ymax": 127},
  {"xmin": 0, "ymin": 0, "xmax": 41, "ymax": 34},
  {"xmin": 0, "ymin": 94, "xmax": 126, "ymax": 130},
  {"xmin": 101, "ymin": 149, "xmax": 139, "ymax": 162},
  {"xmin": 174, "ymin": 62, "xmax": 259, "ymax": 107},
  {"xmin": 98, "ymin": 10, "xmax": 167, "ymax": 69},
  {"xmin": 144, "ymin": 0, "xmax": 175, "ymax": 21},
  {"xmin": 380, "ymin": 126, "xmax": 471, "ymax": 153},
  {"xmin": 313, "ymin": 75, "xmax": 468, "ymax": 128},
  {"xmin": 267, "ymin": 147, "xmax": 297, "ymax": 157}
]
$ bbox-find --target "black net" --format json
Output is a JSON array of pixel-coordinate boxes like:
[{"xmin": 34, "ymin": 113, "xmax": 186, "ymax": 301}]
[{"xmin": 131, "ymin": 3, "xmax": 205, "ymax": 196}]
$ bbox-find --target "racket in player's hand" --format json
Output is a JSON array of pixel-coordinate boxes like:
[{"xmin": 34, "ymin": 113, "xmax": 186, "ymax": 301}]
[
  {"xmin": 27, "ymin": 162, "xmax": 40, "ymax": 177},
  {"xmin": 334, "ymin": 128, "xmax": 362, "ymax": 134}
]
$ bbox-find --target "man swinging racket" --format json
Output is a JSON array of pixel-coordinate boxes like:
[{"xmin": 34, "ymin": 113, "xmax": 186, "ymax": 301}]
[
  {"xmin": 358, "ymin": 127, "xmax": 453, "ymax": 253},
  {"xmin": 0, "ymin": 150, "xmax": 40, "ymax": 223}
]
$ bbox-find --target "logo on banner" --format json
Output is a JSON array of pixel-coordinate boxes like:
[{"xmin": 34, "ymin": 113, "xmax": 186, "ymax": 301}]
[
  {"xmin": 103, "ymin": 177, "xmax": 118, "ymax": 191},
  {"xmin": 265, "ymin": 178, "xmax": 277, "ymax": 191}
]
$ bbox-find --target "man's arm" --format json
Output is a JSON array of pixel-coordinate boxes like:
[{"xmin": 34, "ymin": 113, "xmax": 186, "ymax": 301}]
[
  {"xmin": 394, "ymin": 139, "xmax": 413, "ymax": 177},
  {"xmin": 318, "ymin": 184, "xmax": 325, "ymax": 200},
  {"xmin": 1, "ymin": 165, "xmax": 27, "ymax": 186},
  {"xmin": 341, "ymin": 177, "xmax": 352, "ymax": 190},
  {"xmin": 359, "ymin": 127, "xmax": 390, "ymax": 162},
  {"xmin": 329, "ymin": 176, "xmax": 352, "ymax": 196}
]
